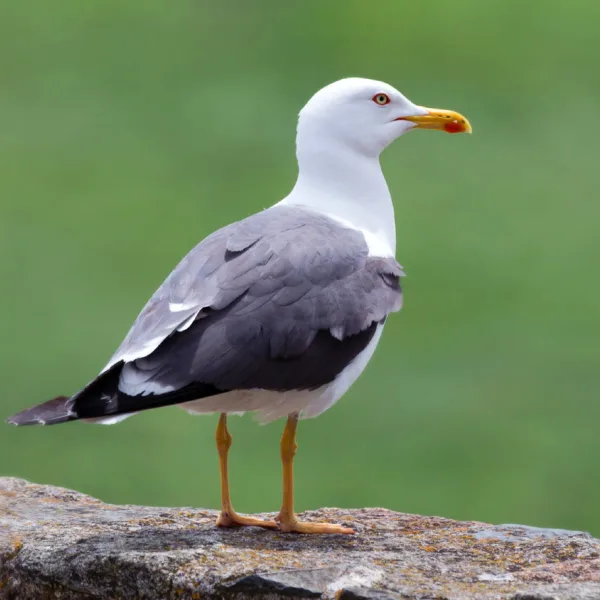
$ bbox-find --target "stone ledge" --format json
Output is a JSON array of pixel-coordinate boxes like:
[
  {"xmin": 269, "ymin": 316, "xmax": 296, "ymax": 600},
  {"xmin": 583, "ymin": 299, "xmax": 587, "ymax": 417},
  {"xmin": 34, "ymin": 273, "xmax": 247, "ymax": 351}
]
[{"xmin": 1, "ymin": 477, "xmax": 599, "ymax": 599}]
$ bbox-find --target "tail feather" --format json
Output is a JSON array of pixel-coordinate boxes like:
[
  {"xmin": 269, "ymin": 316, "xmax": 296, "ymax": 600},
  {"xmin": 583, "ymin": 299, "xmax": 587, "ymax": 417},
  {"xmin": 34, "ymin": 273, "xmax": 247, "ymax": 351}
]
[
  {"xmin": 7, "ymin": 396, "xmax": 75, "ymax": 426},
  {"xmin": 7, "ymin": 361, "xmax": 223, "ymax": 426},
  {"xmin": 6, "ymin": 363, "xmax": 123, "ymax": 427}
]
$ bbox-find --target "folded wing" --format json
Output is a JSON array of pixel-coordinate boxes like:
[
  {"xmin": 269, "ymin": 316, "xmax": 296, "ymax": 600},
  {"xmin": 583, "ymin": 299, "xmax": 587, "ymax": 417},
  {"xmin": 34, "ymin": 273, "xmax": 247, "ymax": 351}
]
[{"xmin": 8, "ymin": 205, "xmax": 403, "ymax": 425}]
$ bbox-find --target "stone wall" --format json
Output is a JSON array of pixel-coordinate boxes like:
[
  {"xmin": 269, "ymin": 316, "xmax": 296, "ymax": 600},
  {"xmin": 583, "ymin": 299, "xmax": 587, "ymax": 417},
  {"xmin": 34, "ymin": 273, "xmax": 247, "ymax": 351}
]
[{"xmin": 1, "ymin": 478, "xmax": 599, "ymax": 599}]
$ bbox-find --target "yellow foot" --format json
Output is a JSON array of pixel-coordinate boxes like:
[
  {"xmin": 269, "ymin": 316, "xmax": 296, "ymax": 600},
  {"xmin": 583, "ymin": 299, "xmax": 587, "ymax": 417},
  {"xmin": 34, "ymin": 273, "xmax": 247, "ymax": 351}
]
[
  {"xmin": 216, "ymin": 511, "xmax": 278, "ymax": 529},
  {"xmin": 276, "ymin": 515, "xmax": 355, "ymax": 535}
]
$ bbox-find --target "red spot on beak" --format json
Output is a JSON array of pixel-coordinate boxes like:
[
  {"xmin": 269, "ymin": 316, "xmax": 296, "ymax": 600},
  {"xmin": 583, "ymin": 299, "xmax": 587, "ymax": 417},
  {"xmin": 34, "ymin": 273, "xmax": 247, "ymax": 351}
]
[{"xmin": 443, "ymin": 120, "xmax": 464, "ymax": 134}]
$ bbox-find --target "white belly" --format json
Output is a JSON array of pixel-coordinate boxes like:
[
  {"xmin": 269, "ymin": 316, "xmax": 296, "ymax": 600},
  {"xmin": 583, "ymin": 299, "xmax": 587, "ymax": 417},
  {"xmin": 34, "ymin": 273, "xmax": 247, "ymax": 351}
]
[{"xmin": 180, "ymin": 324, "xmax": 385, "ymax": 423}]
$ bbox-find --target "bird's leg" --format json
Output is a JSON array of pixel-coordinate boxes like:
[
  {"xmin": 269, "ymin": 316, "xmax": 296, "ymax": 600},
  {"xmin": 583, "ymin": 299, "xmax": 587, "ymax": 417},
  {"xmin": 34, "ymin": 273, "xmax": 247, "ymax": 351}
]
[
  {"xmin": 276, "ymin": 414, "xmax": 354, "ymax": 534},
  {"xmin": 215, "ymin": 413, "xmax": 277, "ymax": 529}
]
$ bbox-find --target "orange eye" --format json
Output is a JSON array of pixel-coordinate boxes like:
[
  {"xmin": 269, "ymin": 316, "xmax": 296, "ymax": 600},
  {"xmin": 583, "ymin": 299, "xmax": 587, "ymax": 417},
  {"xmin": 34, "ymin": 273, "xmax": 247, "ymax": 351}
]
[{"xmin": 373, "ymin": 93, "xmax": 390, "ymax": 106}]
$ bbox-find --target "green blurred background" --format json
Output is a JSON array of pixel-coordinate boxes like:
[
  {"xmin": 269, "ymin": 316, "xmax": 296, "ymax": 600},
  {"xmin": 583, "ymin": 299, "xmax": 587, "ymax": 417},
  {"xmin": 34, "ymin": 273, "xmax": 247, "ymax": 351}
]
[{"xmin": 1, "ymin": 1, "xmax": 599, "ymax": 535}]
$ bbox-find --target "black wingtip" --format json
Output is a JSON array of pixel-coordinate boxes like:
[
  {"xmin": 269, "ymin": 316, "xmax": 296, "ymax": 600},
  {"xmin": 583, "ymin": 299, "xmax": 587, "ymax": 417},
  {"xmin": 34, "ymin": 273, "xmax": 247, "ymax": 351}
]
[{"xmin": 6, "ymin": 396, "xmax": 74, "ymax": 426}]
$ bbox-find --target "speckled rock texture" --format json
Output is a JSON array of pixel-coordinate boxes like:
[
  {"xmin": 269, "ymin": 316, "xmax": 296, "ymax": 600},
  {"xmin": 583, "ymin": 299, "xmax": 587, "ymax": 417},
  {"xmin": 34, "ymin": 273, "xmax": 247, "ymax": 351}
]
[{"xmin": 1, "ymin": 478, "xmax": 599, "ymax": 600}]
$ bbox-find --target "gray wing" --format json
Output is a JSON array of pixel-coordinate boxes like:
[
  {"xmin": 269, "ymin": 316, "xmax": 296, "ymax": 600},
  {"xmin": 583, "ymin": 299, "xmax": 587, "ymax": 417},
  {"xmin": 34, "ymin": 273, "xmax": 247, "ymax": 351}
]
[
  {"xmin": 7, "ymin": 205, "xmax": 404, "ymax": 426},
  {"xmin": 108, "ymin": 204, "xmax": 402, "ymax": 368},
  {"xmin": 113, "ymin": 204, "xmax": 403, "ymax": 399},
  {"xmin": 67, "ymin": 205, "xmax": 404, "ymax": 419}
]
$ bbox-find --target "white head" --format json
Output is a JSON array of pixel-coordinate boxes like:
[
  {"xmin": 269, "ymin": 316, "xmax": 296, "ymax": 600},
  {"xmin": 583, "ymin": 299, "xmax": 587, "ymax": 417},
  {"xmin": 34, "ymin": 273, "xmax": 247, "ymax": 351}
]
[
  {"xmin": 297, "ymin": 77, "xmax": 471, "ymax": 159},
  {"xmin": 284, "ymin": 78, "xmax": 471, "ymax": 255}
]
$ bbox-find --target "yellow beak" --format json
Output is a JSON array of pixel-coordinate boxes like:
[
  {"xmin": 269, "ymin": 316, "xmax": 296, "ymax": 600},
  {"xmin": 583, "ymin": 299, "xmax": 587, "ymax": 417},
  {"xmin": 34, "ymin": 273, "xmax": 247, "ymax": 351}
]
[{"xmin": 397, "ymin": 108, "xmax": 472, "ymax": 134}]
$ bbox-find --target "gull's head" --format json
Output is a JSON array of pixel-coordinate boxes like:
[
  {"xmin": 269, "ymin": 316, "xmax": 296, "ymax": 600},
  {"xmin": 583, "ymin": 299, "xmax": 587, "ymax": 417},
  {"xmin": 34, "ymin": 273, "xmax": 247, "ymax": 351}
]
[{"xmin": 297, "ymin": 77, "xmax": 472, "ymax": 158}]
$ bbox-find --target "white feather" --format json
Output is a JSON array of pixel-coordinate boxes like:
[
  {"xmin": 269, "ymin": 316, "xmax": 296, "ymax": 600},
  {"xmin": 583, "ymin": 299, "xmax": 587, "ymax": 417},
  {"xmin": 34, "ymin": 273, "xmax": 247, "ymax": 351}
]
[
  {"xmin": 169, "ymin": 301, "xmax": 197, "ymax": 312},
  {"xmin": 119, "ymin": 363, "xmax": 176, "ymax": 396},
  {"xmin": 83, "ymin": 414, "xmax": 136, "ymax": 425}
]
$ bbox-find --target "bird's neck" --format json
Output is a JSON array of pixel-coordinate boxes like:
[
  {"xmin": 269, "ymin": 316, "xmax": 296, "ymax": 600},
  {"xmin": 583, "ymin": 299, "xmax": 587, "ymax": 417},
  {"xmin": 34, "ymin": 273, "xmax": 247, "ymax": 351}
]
[{"xmin": 280, "ymin": 139, "xmax": 396, "ymax": 257}]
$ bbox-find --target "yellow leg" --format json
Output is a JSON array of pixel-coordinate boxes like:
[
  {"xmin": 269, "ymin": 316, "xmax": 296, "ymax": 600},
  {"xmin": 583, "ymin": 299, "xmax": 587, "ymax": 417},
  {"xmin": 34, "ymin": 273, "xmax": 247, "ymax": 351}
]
[
  {"xmin": 276, "ymin": 414, "xmax": 354, "ymax": 534},
  {"xmin": 215, "ymin": 413, "xmax": 277, "ymax": 529}
]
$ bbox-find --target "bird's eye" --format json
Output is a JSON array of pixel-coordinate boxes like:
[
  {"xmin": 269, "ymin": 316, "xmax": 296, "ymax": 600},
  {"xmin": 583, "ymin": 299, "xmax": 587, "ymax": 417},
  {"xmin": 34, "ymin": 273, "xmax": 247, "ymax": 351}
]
[{"xmin": 373, "ymin": 93, "xmax": 391, "ymax": 106}]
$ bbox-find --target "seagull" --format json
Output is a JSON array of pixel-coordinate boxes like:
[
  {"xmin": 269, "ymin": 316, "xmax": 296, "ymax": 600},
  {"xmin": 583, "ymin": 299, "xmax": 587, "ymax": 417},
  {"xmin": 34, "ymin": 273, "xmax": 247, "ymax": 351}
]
[{"xmin": 7, "ymin": 78, "xmax": 471, "ymax": 534}]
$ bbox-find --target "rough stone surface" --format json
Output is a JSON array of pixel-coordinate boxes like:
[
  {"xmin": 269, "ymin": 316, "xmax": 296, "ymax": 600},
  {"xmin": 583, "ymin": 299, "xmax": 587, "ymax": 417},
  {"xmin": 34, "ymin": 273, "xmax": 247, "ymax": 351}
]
[{"xmin": 1, "ymin": 478, "xmax": 599, "ymax": 600}]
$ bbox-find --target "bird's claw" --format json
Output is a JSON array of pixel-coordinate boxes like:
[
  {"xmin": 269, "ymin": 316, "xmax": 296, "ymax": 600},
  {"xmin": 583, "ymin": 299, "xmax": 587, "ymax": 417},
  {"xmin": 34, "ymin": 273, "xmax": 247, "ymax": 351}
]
[
  {"xmin": 216, "ymin": 511, "xmax": 278, "ymax": 529},
  {"xmin": 274, "ymin": 512, "xmax": 355, "ymax": 534}
]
